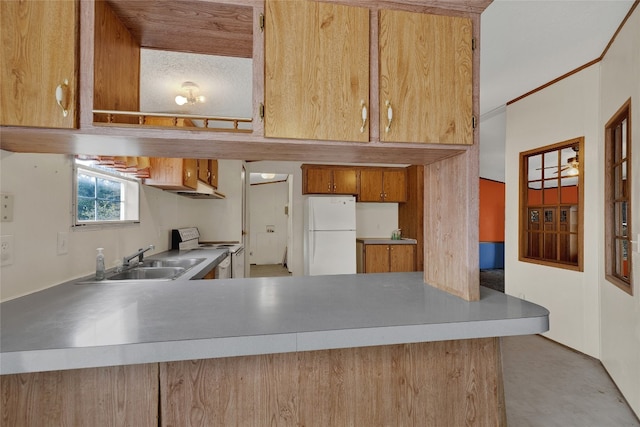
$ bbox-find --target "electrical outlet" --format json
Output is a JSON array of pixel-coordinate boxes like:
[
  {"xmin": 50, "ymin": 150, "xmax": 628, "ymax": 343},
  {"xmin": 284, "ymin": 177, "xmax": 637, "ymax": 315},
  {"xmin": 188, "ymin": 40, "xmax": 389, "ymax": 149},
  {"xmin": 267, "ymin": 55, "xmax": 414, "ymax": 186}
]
[
  {"xmin": 1, "ymin": 235, "xmax": 14, "ymax": 266},
  {"xmin": 57, "ymin": 231, "xmax": 69, "ymax": 255}
]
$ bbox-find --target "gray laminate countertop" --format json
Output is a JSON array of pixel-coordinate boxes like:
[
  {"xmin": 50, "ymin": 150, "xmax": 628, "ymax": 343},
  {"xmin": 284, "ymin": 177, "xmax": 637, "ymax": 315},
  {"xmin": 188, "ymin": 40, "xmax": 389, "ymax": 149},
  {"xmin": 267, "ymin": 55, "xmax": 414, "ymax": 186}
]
[{"xmin": 1, "ymin": 251, "xmax": 548, "ymax": 375}]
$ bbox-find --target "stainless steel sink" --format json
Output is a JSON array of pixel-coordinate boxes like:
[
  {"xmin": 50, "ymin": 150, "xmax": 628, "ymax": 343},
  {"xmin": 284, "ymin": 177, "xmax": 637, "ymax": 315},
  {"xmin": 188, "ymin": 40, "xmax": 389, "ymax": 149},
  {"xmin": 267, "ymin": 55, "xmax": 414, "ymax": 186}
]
[
  {"xmin": 140, "ymin": 258, "xmax": 205, "ymax": 270},
  {"xmin": 78, "ymin": 257, "xmax": 207, "ymax": 284},
  {"xmin": 106, "ymin": 266, "xmax": 186, "ymax": 281}
]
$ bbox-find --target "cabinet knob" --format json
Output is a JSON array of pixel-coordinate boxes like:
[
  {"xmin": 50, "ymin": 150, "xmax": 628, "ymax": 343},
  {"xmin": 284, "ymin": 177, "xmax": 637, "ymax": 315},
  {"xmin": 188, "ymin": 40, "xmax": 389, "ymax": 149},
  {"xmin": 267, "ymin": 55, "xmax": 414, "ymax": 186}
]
[
  {"xmin": 384, "ymin": 100, "xmax": 393, "ymax": 133},
  {"xmin": 360, "ymin": 100, "xmax": 368, "ymax": 133},
  {"xmin": 55, "ymin": 79, "xmax": 70, "ymax": 117}
]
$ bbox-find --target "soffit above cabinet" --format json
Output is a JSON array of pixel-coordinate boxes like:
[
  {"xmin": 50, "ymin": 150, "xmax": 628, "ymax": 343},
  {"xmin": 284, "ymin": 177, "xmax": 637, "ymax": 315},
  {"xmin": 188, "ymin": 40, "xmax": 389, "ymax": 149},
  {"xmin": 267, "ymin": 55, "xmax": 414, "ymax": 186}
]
[{"xmin": 104, "ymin": 0, "xmax": 253, "ymax": 58}]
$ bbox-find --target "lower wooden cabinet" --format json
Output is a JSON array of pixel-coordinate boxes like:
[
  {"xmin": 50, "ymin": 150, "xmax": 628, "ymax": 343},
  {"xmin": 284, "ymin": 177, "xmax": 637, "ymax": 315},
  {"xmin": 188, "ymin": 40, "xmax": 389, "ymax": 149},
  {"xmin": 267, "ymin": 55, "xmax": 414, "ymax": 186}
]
[{"xmin": 357, "ymin": 241, "xmax": 416, "ymax": 273}]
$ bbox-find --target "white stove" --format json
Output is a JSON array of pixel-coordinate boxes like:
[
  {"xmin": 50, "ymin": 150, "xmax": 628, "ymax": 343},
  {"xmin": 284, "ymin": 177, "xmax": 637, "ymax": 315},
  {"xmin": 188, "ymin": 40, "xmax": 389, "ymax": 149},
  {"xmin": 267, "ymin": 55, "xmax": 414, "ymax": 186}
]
[{"xmin": 171, "ymin": 228, "xmax": 245, "ymax": 278}]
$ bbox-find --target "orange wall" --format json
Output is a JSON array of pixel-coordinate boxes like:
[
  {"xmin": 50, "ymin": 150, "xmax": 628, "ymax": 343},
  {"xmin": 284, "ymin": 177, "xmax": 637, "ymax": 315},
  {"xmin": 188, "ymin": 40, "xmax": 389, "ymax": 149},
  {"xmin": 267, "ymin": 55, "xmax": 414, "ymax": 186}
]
[
  {"xmin": 479, "ymin": 178, "xmax": 505, "ymax": 242},
  {"xmin": 527, "ymin": 186, "xmax": 579, "ymax": 204}
]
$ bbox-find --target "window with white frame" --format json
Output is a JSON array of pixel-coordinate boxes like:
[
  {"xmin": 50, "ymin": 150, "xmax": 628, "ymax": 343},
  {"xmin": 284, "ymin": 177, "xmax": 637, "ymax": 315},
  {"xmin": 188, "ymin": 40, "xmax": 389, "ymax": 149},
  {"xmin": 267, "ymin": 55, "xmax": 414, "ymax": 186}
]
[{"xmin": 73, "ymin": 160, "xmax": 140, "ymax": 226}]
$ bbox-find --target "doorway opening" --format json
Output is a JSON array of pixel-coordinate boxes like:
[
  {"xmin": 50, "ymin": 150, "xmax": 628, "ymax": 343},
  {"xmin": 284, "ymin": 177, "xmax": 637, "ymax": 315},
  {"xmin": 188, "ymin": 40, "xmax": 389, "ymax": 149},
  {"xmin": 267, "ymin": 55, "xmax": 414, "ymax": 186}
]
[{"xmin": 247, "ymin": 172, "xmax": 292, "ymax": 278}]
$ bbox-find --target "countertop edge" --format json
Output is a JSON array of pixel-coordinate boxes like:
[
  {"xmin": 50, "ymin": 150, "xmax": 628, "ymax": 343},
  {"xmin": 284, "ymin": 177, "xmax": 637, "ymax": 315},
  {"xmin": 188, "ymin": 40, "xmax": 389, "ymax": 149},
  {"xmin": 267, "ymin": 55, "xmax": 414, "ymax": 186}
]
[{"xmin": 0, "ymin": 315, "xmax": 549, "ymax": 375}]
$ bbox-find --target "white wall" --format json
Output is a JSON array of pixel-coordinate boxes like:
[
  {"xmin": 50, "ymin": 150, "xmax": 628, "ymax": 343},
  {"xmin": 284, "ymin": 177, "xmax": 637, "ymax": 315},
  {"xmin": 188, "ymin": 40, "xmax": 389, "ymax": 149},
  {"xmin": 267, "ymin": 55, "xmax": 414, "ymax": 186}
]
[
  {"xmin": 599, "ymin": 7, "xmax": 640, "ymax": 416},
  {"xmin": 0, "ymin": 152, "xmax": 243, "ymax": 301},
  {"xmin": 356, "ymin": 203, "xmax": 399, "ymax": 239},
  {"xmin": 505, "ymin": 64, "xmax": 601, "ymax": 358},
  {"xmin": 505, "ymin": 6, "xmax": 640, "ymax": 416}
]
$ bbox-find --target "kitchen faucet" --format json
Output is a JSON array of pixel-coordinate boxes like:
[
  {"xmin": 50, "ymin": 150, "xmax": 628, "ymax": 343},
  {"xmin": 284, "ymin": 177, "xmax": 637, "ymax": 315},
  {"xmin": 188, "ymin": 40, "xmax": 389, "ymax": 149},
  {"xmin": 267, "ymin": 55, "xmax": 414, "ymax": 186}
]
[{"xmin": 123, "ymin": 244, "xmax": 155, "ymax": 267}]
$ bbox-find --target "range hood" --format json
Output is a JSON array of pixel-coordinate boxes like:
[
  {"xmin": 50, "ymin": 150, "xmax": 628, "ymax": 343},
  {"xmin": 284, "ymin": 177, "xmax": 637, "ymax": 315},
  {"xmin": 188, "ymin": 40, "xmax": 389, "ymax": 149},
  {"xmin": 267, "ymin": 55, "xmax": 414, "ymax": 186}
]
[{"xmin": 171, "ymin": 181, "xmax": 226, "ymax": 199}]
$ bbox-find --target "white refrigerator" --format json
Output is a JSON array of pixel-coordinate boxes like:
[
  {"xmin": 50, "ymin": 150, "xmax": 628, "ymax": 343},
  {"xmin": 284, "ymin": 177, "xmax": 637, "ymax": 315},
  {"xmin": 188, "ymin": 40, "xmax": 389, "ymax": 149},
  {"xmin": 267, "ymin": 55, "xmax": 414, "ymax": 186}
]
[{"xmin": 304, "ymin": 196, "xmax": 357, "ymax": 276}]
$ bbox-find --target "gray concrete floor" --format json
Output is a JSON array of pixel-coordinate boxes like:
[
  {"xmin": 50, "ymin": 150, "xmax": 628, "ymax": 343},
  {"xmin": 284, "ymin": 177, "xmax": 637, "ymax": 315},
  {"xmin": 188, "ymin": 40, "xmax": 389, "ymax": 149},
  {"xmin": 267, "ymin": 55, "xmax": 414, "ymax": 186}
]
[{"xmin": 503, "ymin": 334, "xmax": 639, "ymax": 426}]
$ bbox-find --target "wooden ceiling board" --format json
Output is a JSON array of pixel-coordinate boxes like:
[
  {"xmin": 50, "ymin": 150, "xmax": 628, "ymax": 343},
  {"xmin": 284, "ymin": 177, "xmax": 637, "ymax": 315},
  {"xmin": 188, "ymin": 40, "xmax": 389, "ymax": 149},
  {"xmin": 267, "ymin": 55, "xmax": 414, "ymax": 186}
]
[{"xmin": 105, "ymin": 0, "xmax": 254, "ymax": 58}]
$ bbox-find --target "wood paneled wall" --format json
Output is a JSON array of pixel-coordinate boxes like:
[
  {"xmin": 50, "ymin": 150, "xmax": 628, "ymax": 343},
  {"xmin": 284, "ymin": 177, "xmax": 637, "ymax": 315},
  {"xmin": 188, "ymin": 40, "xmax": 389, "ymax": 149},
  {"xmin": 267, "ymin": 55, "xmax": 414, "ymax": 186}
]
[
  {"xmin": 161, "ymin": 338, "xmax": 505, "ymax": 426},
  {"xmin": 93, "ymin": 0, "xmax": 140, "ymax": 114},
  {"xmin": 1, "ymin": 364, "xmax": 158, "ymax": 426}
]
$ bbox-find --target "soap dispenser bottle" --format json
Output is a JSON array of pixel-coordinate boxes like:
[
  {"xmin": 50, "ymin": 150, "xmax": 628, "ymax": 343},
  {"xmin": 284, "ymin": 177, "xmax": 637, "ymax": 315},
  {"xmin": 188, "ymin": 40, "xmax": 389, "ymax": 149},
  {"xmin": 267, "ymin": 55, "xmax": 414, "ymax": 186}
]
[{"xmin": 96, "ymin": 248, "xmax": 105, "ymax": 280}]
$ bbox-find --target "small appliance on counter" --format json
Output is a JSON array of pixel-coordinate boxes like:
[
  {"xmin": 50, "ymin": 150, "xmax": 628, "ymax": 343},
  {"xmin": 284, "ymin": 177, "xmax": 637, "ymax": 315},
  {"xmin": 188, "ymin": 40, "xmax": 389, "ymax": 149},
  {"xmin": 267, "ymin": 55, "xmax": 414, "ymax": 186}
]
[{"xmin": 171, "ymin": 227, "xmax": 245, "ymax": 278}]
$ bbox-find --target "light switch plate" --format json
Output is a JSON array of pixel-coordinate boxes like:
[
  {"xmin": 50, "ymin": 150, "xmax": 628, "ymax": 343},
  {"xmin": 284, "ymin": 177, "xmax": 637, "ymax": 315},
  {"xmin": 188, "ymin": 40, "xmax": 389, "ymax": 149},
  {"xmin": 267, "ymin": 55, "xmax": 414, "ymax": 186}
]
[
  {"xmin": 1, "ymin": 193, "xmax": 14, "ymax": 222},
  {"xmin": 1, "ymin": 235, "xmax": 14, "ymax": 266}
]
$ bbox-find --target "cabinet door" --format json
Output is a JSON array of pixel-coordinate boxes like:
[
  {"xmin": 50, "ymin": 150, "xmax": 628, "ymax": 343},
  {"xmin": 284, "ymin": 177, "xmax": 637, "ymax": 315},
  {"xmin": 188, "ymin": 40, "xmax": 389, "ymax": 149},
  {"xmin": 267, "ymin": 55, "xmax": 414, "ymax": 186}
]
[
  {"xmin": 305, "ymin": 168, "xmax": 333, "ymax": 194},
  {"xmin": 383, "ymin": 170, "xmax": 407, "ymax": 202},
  {"xmin": 265, "ymin": 0, "xmax": 369, "ymax": 142},
  {"xmin": 389, "ymin": 245, "xmax": 416, "ymax": 272},
  {"xmin": 359, "ymin": 170, "xmax": 384, "ymax": 202},
  {"xmin": 209, "ymin": 159, "xmax": 219, "ymax": 189},
  {"xmin": 379, "ymin": 10, "xmax": 472, "ymax": 145},
  {"xmin": 364, "ymin": 245, "xmax": 390, "ymax": 273},
  {"xmin": 198, "ymin": 159, "xmax": 210, "ymax": 183},
  {"xmin": 332, "ymin": 169, "xmax": 357, "ymax": 194},
  {"xmin": 183, "ymin": 159, "xmax": 198, "ymax": 189},
  {"xmin": 1, "ymin": 0, "xmax": 77, "ymax": 128}
]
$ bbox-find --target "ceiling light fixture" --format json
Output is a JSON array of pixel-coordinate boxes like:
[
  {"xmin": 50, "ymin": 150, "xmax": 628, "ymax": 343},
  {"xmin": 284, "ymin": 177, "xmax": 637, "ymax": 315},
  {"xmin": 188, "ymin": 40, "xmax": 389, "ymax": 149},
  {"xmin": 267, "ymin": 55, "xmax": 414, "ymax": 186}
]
[
  {"xmin": 260, "ymin": 173, "xmax": 276, "ymax": 179},
  {"xmin": 175, "ymin": 81, "xmax": 205, "ymax": 106}
]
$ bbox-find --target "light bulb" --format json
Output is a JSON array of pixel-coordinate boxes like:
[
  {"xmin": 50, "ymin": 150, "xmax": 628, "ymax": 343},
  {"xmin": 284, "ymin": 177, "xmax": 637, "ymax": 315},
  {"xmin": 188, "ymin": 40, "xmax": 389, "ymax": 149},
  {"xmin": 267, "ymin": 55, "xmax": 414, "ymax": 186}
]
[{"xmin": 175, "ymin": 95, "xmax": 187, "ymax": 106}]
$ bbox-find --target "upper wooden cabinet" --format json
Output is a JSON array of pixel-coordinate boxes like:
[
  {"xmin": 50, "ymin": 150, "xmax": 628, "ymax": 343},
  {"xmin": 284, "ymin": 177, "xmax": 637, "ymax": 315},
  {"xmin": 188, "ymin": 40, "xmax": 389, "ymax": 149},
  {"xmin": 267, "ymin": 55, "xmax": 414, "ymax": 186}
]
[
  {"xmin": 359, "ymin": 169, "xmax": 407, "ymax": 202},
  {"xmin": 264, "ymin": 0, "xmax": 370, "ymax": 142},
  {"xmin": 145, "ymin": 158, "xmax": 198, "ymax": 191},
  {"xmin": 1, "ymin": 0, "xmax": 78, "ymax": 128},
  {"xmin": 302, "ymin": 165, "xmax": 357, "ymax": 195},
  {"xmin": 379, "ymin": 10, "xmax": 473, "ymax": 145},
  {"xmin": 198, "ymin": 159, "xmax": 219, "ymax": 189},
  {"xmin": 265, "ymin": 1, "xmax": 473, "ymax": 145}
]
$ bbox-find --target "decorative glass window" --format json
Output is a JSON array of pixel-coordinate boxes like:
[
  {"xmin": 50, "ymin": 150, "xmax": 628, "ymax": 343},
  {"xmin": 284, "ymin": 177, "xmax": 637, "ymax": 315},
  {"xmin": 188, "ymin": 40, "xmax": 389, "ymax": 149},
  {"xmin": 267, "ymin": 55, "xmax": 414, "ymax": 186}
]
[
  {"xmin": 605, "ymin": 99, "xmax": 633, "ymax": 295},
  {"xmin": 520, "ymin": 137, "xmax": 584, "ymax": 270},
  {"xmin": 73, "ymin": 160, "xmax": 140, "ymax": 226}
]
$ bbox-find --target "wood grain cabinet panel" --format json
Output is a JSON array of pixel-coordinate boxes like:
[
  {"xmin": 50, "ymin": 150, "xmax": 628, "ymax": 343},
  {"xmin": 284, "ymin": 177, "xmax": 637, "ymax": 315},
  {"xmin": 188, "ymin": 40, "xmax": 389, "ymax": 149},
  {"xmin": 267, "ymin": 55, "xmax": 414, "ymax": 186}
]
[
  {"xmin": 1, "ymin": 0, "xmax": 78, "ymax": 128},
  {"xmin": 145, "ymin": 158, "xmax": 198, "ymax": 190},
  {"xmin": 302, "ymin": 165, "xmax": 357, "ymax": 195},
  {"xmin": 0, "ymin": 364, "xmax": 158, "ymax": 426},
  {"xmin": 264, "ymin": 0, "xmax": 370, "ymax": 142},
  {"xmin": 198, "ymin": 159, "xmax": 219, "ymax": 189},
  {"xmin": 379, "ymin": 9, "xmax": 473, "ymax": 145},
  {"xmin": 359, "ymin": 242, "xmax": 416, "ymax": 273},
  {"xmin": 359, "ymin": 168, "xmax": 407, "ymax": 202},
  {"xmin": 159, "ymin": 339, "xmax": 505, "ymax": 426}
]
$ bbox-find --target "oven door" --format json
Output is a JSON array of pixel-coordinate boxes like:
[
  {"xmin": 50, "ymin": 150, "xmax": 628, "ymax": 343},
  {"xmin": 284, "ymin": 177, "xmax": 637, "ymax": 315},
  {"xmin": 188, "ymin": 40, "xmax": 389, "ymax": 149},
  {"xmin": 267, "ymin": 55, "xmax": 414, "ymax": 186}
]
[{"xmin": 215, "ymin": 254, "xmax": 232, "ymax": 279}]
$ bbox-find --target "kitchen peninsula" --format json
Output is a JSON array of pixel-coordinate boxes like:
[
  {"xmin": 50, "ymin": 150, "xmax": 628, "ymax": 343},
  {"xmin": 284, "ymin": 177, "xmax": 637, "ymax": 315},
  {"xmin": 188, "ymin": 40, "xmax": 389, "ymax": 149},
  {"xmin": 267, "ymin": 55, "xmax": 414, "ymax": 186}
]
[
  {"xmin": 1, "ymin": 249, "xmax": 548, "ymax": 425},
  {"xmin": 0, "ymin": 0, "xmax": 542, "ymax": 425}
]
